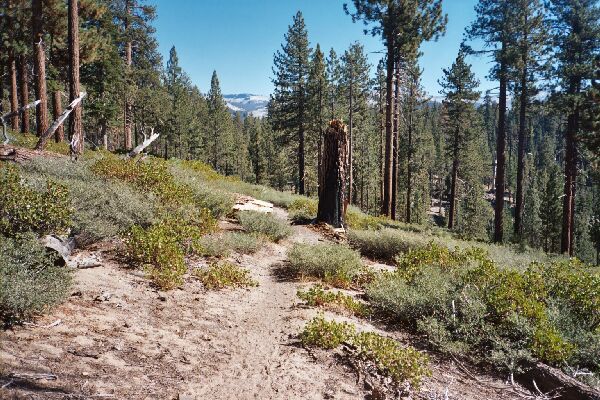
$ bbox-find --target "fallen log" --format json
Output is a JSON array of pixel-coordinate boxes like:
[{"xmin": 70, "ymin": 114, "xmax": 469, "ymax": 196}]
[
  {"xmin": 35, "ymin": 92, "xmax": 85, "ymax": 151},
  {"xmin": 127, "ymin": 127, "xmax": 160, "ymax": 158},
  {"xmin": 518, "ymin": 361, "xmax": 600, "ymax": 400}
]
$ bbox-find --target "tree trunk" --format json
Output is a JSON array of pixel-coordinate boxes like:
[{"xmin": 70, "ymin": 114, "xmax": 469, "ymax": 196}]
[
  {"xmin": 32, "ymin": 0, "xmax": 49, "ymax": 138},
  {"xmin": 298, "ymin": 121, "xmax": 305, "ymax": 195},
  {"xmin": 391, "ymin": 59, "xmax": 399, "ymax": 219},
  {"xmin": 9, "ymin": 53, "xmax": 19, "ymax": 131},
  {"xmin": 406, "ymin": 91, "xmax": 414, "ymax": 224},
  {"xmin": 448, "ymin": 135, "xmax": 459, "ymax": 229},
  {"xmin": 561, "ymin": 110, "xmax": 578, "ymax": 255},
  {"xmin": 493, "ymin": 45, "xmax": 508, "ymax": 243},
  {"xmin": 382, "ymin": 37, "xmax": 394, "ymax": 217},
  {"xmin": 52, "ymin": 91, "xmax": 64, "ymax": 142},
  {"xmin": 124, "ymin": 0, "xmax": 133, "ymax": 150},
  {"xmin": 317, "ymin": 84, "xmax": 323, "ymax": 197},
  {"xmin": 68, "ymin": 0, "xmax": 83, "ymax": 156},
  {"xmin": 514, "ymin": 22, "xmax": 529, "ymax": 238},
  {"xmin": 18, "ymin": 54, "xmax": 29, "ymax": 134},
  {"xmin": 317, "ymin": 120, "xmax": 348, "ymax": 228},
  {"xmin": 348, "ymin": 73, "xmax": 354, "ymax": 205}
]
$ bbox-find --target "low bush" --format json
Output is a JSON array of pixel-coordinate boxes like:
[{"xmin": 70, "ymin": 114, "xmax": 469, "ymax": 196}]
[
  {"xmin": 300, "ymin": 315, "xmax": 430, "ymax": 390},
  {"xmin": 300, "ymin": 314, "xmax": 355, "ymax": 349},
  {"xmin": 170, "ymin": 166, "xmax": 235, "ymax": 218},
  {"xmin": 0, "ymin": 233, "xmax": 72, "ymax": 324},
  {"xmin": 287, "ymin": 243, "xmax": 363, "ymax": 288},
  {"xmin": 237, "ymin": 211, "xmax": 291, "ymax": 242},
  {"xmin": 345, "ymin": 206, "xmax": 387, "ymax": 230},
  {"xmin": 348, "ymin": 228, "xmax": 432, "ymax": 262},
  {"xmin": 297, "ymin": 285, "xmax": 371, "ymax": 317},
  {"xmin": 288, "ymin": 198, "xmax": 318, "ymax": 223},
  {"xmin": 197, "ymin": 232, "xmax": 264, "ymax": 257},
  {"xmin": 21, "ymin": 158, "xmax": 156, "ymax": 245},
  {"xmin": 365, "ymin": 244, "xmax": 600, "ymax": 376},
  {"xmin": 125, "ymin": 214, "xmax": 216, "ymax": 289},
  {"xmin": 194, "ymin": 261, "xmax": 258, "ymax": 290},
  {"xmin": 0, "ymin": 164, "xmax": 71, "ymax": 236}
]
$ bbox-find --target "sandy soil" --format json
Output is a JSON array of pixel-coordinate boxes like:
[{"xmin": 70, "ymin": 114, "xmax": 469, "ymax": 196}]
[{"xmin": 0, "ymin": 208, "xmax": 529, "ymax": 400}]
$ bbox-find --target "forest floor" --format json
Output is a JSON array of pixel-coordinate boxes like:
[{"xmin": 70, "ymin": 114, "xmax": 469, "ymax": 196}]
[{"xmin": 0, "ymin": 206, "xmax": 531, "ymax": 400}]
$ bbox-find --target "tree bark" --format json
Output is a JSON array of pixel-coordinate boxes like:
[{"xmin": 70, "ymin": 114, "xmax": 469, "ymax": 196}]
[
  {"xmin": 448, "ymin": 130, "xmax": 459, "ymax": 229},
  {"xmin": 391, "ymin": 62, "xmax": 400, "ymax": 220},
  {"xmin": 514, "ymin": 18, "xmax": 529, "ymax": 238},
  {"xmin": 68, "ymin": 0, "xmax": 83, "ymax": 156},
  {"xmin": 18, "ymin": 54, "xmax": 29, "ymax": 134},
  {"xmin": 52, "ymin": 91, "xmax": 64, "ymax": 142},
  {"xmin": 123, "ymin": 0, "xmax": 133, "ymax": 150},
  {"xmin": 35, "ymin": 92, "xmax": 84, "ymax": 150},
  {"xmin": 348, "ymin": 68, "xmax": 354, "ymax": 205},
  {"xmin": 32, "ymin": 0, "xmax": 49, "ymax": 137},
  {"xmin": 561, "ymin": 110, "xmax": 578, "ymax": 255},
  {"xmin": 493, "ymin": 44, "xmax": 508, "ymax": 243},
  {"xmin": 406, "ymin": 89, "xmax": 414, "ymax": 224},
  {"xmin": 9, "ymin": 52, "xmax": 19, "ymax": 131},
  {"xmin": 382, "ymin": 36, "xmax": 394, "ymax": 217},
  {"xmin": 317, "ymin": 83, "xmax": 323, "ymax": 197},
  {"xmin": 317, "ymin": 120, "xmax": 348, "ymax": 228}
]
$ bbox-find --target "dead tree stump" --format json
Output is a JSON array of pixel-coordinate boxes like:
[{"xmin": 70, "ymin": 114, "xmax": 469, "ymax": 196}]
[{"xmin": 317, "ymin": 120, "xmax": 348, "ymax": 228}]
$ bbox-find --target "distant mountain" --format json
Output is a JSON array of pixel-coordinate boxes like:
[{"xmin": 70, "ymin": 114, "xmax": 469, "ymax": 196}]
[{"xmin": 224, "ymin": 94, "xmax": 269, "ymax": 118}]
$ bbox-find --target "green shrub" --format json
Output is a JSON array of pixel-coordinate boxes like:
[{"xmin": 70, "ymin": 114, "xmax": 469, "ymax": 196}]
[
  {"xmin": 300, "ymin": 315, "xmax": 430, "ymax": 390},
  {"xmin": 297, "ymin": 285, "xmax": 371, "ymax": 317},
  {"xmin": 194, "ymin": 261, "xmax": 258, "ymax": 290},
  {"xmin": 0, "ymin": 233, "xmax": 72, "ymax": 324},
  {"xmin": 345, "ymin": 206, "xmax": 387, "ymax": 230},
  {"xmin": 287, "ymin": 243, "xmax": 363, "ymax": 288},
  {"xmin": 300, "ymin": 314, "xmax": 355, "ymax": 349},
  {"xmin": 125, "ymin": 221, "xmax": 187, "ymax": 290},
  {"xmin": 364, "ymin": 245, "xmax": 600, "ymax": 374},
  {"xmin": 198, "ymin": 232, "xmax": 265, "ymax": 257},
  {"xmin": 288, "ymin": 198, "xmax": 318, "ymax": 223},
  {"xmin": 21, "ymin": 158, "xmax": 156, "ymax": 245},
  {"xmin": 237, "ymin": 211, "xmax": 291, "ymax": 242},
  {"xmin": 353, "ymin": 331, "xmax": 431, "ymax": 389},
  {"xmin": 0, "ymin": 164, "xmax": 71, "ymax": 236},
  {"xmin": 125, "ymin": 213, "xmax": 216, "ymax": 289},
  {"xmin": 348, "ymin": 228, "xmax": 431, "ymax": 262},
  {"xmin": 170, "ymin": 166, "xmax": 235, "ymax": 218}
]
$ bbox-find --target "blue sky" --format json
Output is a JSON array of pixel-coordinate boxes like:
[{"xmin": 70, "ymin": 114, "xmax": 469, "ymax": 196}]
[{"xmin": 153, "ymin": 0, "xmax": 495, "ymax": 97}]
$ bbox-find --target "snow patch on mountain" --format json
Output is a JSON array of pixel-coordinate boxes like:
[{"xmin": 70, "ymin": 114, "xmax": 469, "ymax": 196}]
[{"xmin": 224, "ymin": 94, "xmax": 269, "ymax": 118}]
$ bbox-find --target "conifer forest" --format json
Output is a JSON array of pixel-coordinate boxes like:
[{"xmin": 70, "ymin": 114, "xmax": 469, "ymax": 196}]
[{"xmin": 0, "ymin": 1, "xmax": 599, "ymax": 399}]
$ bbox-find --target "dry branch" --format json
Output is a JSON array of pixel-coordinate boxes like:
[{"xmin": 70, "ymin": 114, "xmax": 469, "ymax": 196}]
[
  {"xmin": 1, "ymin": 100, "xmax": 42, "ymax": 145},
  {"xmin": 34, "ymin": 92, "xmax": 85, "ymax": 151},
  {"xmin": 126, "ymin": 126, "xmax": 160, "ymax": 158}
]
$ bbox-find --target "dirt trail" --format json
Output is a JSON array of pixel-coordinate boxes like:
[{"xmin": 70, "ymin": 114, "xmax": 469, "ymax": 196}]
[{"xmin": 1, "ymin": 207, "xmax": 525, "ymax": 400}]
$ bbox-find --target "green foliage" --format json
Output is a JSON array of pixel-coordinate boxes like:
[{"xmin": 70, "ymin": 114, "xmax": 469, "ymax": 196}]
[
  {"xmin": 194, "ymin": 261, "xmax": 258, "ymax": 290},
  {"xmin": 297, "ymin": 285, "xmax": 371, "ymax": 317},
  {"xmin": 21, "ymin": 158, "xmax": 155, "ymax": 245},
  {"xmin": 237, "ymin": 211, "xmax": 292, "ymax": 242},
  {"xmin": 0, "ymin": 164, "xmax": 71, "ymax": 237},
  {"xmin": 366, "ymin": 244, "xmax": 600, "ymax": 373},
  {"xmin": 301, "ymin": 315, "xmax": 430, "ymax": 389},
  {"xmin": 287, "ymin": 243, "xmax": 363, "ymax": 288},
  {"xmin": 198, "ymin": 232, "xmax": 265, "ymax": 257},
  {"xmin": 345, "ymin": 207, "xmax": 387, "ymax": 230},
  {"xmin": 353, "ymin": 331, "xmax": 431, "ymax": 389},
  {"xmin": 288, "ymin": 198, "xmax": 318, "ymax": 223},
  {"xmin": 348, "ymin": 228, "xmax": 431, "ymax": 262},
  {"xmin": 0, "ymin": 233, "xmax": 72, "ymax": 324},
  {"xmin": 300, "ymin": 315, "xmax": 355, "ymax": 349}
]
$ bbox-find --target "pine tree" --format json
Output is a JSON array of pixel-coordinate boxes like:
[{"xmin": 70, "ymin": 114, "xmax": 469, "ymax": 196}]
[
  {"xmin": 269, "ymin": 11, "xmax": 310, "ymax": 194},
  {"xmin": 68, "ymin": 0, "xmax": 83, "ymax": 156},
  {"xmin": 345, "ymin": 0, "xmax": 447, "ymax": 217},
  {"xmin": 206, "ymin": 70, "xmax": 234, "ymax": 174},
  {"xmin": 549, "ymin": 0, "xmax": 600, "ymax": 255},
  {"xmin": 539, "ymin": 166, "xmax": 563, "ymax": 253},
  {"xmin": 439, "ymin": 45, "xmax": 481, "ymax": 230},
  {"xmin": 468, "ymin": 0, "xmax": 517, "ymax": 242},
  {"xmin": 307, "ymin": 44, "xmax": 328, "ymax": 195},
  {"xmin": 340, "ymin": 42, "xmax": 371, "ymax": 205},
  {"xmin": 522, "ymin": 174, "xmax": 543, "ymax": 249},
  {"xmin": 326, "ymin": 48, "xmax": 343, "ymax": 120},
  {"xmin": 32, "ymin": 0, "xmax": 49, "ymax": 138},
  {"xmin": 512, "ymin": 0, "xmax": 548, "ymax": 238}
]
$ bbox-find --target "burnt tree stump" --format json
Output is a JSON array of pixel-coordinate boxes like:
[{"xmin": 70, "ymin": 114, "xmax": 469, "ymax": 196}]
[{"xmin": 317, "ymin": 120, "xmax": 348, "ymax": 228}]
